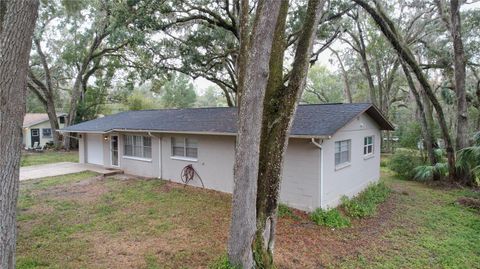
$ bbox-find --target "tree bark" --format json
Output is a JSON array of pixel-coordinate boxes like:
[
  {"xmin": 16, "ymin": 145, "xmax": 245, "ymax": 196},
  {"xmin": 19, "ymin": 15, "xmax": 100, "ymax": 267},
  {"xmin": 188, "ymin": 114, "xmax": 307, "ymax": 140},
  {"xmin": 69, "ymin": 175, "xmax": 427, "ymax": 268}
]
[
  {"xmin": 351, "ymin": 12, "xmax": 377, "ymax": 105},
  {"xmin": 254, "ymin": 0, "xmax": 326, "ymax": 267},
  {"xmin": 227, "ymin": 0, "xmax": 282, "ymax": 267},
  {"xmin": 477, "ymin": 80, "xmax": 480, "ymax": 130},
  {"xmin": 353, "ymin": 0, "xmax": 457, "ymax": 180},
  {"xmin": 450, "ymin": 0, "xmax": 468, "ymax": 151},
  {"xmin": 31, "ymin": 38, "xmax": 61, "ymax": 147},
  {"xmin": 0, "ymin": 1, "xmax": 38, "ymax": 268},
  {"xmin": 401, "ymin": 60, "xmax": 439, "ymax": 177},
  {"xmin": 64, "ymin": 71, "xmax": 84, "ymax": 149},
  {"xmin": 330, "ymin": 48, "xmax": 353, "ymax": 103}
]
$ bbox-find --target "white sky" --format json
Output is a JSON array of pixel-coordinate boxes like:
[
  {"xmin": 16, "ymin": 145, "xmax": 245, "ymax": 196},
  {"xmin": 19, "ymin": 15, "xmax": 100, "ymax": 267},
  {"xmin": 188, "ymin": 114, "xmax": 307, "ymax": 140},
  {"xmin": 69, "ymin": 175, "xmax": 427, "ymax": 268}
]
[
  {"xmin": 192, "ymin": 0, "xmax": 480, "ymax": 94},
  {"xmin": 193, "ymin": 47, "xmax": 335, "ymax": 94}
]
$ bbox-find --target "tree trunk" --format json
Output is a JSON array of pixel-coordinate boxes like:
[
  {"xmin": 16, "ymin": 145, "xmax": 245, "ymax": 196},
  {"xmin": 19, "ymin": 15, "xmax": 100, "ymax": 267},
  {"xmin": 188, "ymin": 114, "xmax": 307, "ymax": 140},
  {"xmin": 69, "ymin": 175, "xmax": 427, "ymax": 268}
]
[
  {"xmin": 359, "ymin": 45, "xmax": 377, "ymax": 105},
  {"xmin": 45, "ymin": 97, "xmax": 61, "ymax": 148},
  {"xmin": 32, "ymin": 38, "xmax": 61, "ymax": 147},
  {"xmin": 65, "ymin": 73, "xmax": 83, "ymax": 149},
  {"xmin": 0, "ymin": 1, "xmax": 38, "ymax": 268},
  {"xmin": 477, "ymin": 80, "xmax": 480, "ymax": 130},
  {"xmin": 450, "ymin": 0, "xmax": 468, "ymax": 151},
  {"xmin": 253, "ymin": 0, "xmax": 289, "ymax": 265},
  {"xmin": 401, "ymin": 60, "xmax": 439, "ymax": 178},
  {"xmin": 330, "ymin": 48, "xmax": 352, "ymax": 103},
  {"xmin": 227, "ymin": 0, "xmax": 282, "ymax": 267},
  {"xmin": 354, "ymin": 0, "xmax": 457, "ymax": 180},
  {"xmin": 254, "ymin": 0, "xmax": 326, "ymax": 267}
]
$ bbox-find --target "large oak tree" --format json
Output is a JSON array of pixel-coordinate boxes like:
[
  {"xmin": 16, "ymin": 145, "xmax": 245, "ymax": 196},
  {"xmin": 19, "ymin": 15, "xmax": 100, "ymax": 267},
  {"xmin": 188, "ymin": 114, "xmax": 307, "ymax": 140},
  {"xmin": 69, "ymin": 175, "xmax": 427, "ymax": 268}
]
[{"xmin": 0, "ymin": 0, "xmax": 39, "ymax": 267}]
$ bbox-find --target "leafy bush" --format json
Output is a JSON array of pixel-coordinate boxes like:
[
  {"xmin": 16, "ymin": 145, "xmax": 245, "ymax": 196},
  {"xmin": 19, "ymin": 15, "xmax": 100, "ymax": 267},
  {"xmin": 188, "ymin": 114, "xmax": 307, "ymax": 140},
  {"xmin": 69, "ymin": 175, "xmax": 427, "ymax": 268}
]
[
  {"xmin": 456, "ymin": 132, "xmax": 480, "ymax": 186},
  {"xmin": 397, "ymin": 121, "xmax": 422, "ymax": 149},
  {"xmin": 342, "ymin": 182, "xmax": 391, "ymax": 218},
  {"xmin": 389, "ymin": 149, "xmax": 424, "ymax": 179},
  {"xmin": 414, "ymin": 162, "xmax": 449, "ymax": 181},
  {"xmin": 310, "ymin": 208, "xmax": 350, "ymax": 228}
]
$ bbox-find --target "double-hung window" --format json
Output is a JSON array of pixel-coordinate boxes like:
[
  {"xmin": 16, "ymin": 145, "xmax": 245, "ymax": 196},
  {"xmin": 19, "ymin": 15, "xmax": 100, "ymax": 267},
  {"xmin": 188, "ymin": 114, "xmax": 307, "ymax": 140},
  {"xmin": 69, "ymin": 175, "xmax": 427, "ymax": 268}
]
[
  {"xmin": 364, "ymin": 136, "xmax": 374, "ymax": 156},
  {"xmin": 335, "ymin": 139, "xmax": 351, "ymax": 166},
  {"xmin": 171, "ymin": 137, "xmax": 198, "ymax": 159},
  {"xmin": 123, "ymin": 135, "xmax": 152, "ymax": 159}
]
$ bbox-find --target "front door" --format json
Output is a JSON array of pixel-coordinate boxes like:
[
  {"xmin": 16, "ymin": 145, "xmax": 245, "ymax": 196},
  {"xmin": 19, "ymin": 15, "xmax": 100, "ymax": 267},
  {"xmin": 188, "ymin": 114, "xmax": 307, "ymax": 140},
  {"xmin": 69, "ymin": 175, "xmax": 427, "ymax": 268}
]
[
  {"xmin": 110, "ymin": 135, "xmax": 119, "ymax": 167},
  {"xmin": 31, "ymin": 128, "xmax": 40, "ymax": 148}
]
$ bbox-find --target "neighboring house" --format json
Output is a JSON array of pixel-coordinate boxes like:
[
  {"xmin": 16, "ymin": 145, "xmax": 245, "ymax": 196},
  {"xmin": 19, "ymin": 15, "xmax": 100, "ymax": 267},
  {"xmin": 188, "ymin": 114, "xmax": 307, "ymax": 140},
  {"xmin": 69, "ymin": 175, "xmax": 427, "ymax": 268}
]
[
  {"xmin": 60, "ymin": 103, "xmax": 394, "ymax": 211},
  {"xmin": 23, "ymin": 113, "xmax": 67, "ymax": 148}
]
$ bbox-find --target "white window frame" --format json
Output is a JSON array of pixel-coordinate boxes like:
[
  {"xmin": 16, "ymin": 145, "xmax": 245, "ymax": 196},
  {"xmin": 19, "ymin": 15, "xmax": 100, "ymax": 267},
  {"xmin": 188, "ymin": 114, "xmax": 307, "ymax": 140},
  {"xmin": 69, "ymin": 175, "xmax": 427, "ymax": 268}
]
[
  {"xmin": 31, "ymin": 129, "xmax": 39, "ymax": 137},
  {"xmin": 171, "ymin": 137, "xmax": 198, "ymax": 161},
  {"xmin": 123, "ymin": 135, "xmax": 152, "ymax": 160},
  {"xmin": 364, "ymin": 135, "xmax": 374, "ymax": 157},
  {"xmin": 335, "ymin": 139, "xmax": 351, "ymax": 169}
]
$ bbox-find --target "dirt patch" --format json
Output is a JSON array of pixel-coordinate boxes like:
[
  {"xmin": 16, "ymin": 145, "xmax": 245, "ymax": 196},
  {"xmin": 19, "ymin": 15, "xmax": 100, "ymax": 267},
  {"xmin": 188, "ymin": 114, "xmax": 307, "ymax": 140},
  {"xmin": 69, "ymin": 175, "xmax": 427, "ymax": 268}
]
[
  {"xmin": 457, "ymin": 197, "xmax": 480, "ymax": 211},
  {"xmin": 274, "ymin": 192, "xmax": 399, "ymax": 268},
  {"xmin": 36, "ymin": 176, "xmax": 109, "ymax": 203},
  {"xmin": 84, "ymin": 227, "xmax": 223, "ymax": 268}
]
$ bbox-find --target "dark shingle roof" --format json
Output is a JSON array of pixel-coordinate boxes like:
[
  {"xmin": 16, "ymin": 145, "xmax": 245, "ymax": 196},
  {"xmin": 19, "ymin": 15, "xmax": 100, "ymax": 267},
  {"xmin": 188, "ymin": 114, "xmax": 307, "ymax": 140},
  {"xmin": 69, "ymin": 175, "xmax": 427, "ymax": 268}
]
[{"xmin": 61, "ymin": 103, "xmax": 394, "ymax": 137}]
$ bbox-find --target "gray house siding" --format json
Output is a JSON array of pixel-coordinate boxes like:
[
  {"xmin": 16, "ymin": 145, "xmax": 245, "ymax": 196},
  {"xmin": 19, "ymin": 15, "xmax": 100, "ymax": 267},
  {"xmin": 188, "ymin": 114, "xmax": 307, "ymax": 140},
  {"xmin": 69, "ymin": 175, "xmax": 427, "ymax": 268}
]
[
  {"xmin": 79, "ymin": 133, "xmax": 321, "ymax": 211},
  {"xmin": 321, "ymin": 114, "xmax": 381, "ymax": 209},
  {"xmin": 280, "ymin": 138, "xmax": 321, "ymax": 210},
  {"xmin": 70, "ymin": 104, "xmax": 392, "ymax": 212},
  {"xmin": 161, "ymin": 134, "xmax": 235, "ymax": 193}
]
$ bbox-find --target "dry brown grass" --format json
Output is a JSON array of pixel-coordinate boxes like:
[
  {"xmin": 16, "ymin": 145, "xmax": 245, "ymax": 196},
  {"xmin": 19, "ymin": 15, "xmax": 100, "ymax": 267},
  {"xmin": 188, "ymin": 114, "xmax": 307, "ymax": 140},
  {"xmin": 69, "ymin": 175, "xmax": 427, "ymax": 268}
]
[{"xmin": 17, "ymin": 169, "xmax": 480, "ymax": 268}]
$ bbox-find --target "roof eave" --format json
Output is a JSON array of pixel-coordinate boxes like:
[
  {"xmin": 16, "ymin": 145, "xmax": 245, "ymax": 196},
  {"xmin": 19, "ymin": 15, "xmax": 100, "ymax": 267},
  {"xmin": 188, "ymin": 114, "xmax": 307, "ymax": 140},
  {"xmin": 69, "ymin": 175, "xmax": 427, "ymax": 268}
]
[
  {"xmin": 365, "ymin": 104, "xmax": 395, "ymax": 131},
  {"xmin": 58, "ymin": 128, "xmax": 331, "ymax": 138}
]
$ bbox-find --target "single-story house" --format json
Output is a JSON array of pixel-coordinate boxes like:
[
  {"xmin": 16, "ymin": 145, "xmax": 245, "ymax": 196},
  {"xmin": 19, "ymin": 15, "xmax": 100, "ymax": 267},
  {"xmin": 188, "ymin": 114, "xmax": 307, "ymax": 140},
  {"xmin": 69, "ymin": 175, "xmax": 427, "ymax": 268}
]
[
  {"xmin": 60, "ymin": 103, "xmax": 394, "ymax": 211},
  {"xmin": 23, "ymin": 113, "xmax": 66, "ymax": 149}
]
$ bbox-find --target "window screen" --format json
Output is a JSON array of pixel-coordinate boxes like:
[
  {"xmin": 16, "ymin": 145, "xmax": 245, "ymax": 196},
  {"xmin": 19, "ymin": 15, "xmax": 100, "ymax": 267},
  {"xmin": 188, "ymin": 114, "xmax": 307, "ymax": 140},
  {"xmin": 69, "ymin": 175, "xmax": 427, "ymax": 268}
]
[
  {"xmin": 172, "ymin": 137, "xmax": 198, "ymax": 159},
  {"xmin": 335, "ymin": 140, "xmax": 351, "ymax": 166},
  {"xmin": 123, "ymin": 135, "xmax": 152, "ymax": 159},
  {"xmin": 364, "ymin": 136, "xmax": 374, "ymax": 155}
]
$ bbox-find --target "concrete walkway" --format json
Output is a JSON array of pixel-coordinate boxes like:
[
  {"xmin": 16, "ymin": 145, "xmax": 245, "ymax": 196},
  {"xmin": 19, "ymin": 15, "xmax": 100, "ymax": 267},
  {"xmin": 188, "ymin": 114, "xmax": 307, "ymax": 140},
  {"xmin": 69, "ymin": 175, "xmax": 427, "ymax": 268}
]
[{"xmin": 20, "ymin": 162, "xmax": 122, "ymax": 181}]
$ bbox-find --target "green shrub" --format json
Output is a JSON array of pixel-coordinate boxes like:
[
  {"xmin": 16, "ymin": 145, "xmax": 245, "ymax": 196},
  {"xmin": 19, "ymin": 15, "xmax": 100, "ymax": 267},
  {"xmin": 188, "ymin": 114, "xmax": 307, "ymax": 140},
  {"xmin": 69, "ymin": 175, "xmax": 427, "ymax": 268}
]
[
  {"xmin": 396, "ymin": 121, "xmax": 422, "ymax": 148},
  {"xmin": 389, "ymin": 149, "xmax": 424, "ymax": 179},
  {"xmin": 310, "ymin": 208, "xmax": 350, "ymax": 228},
  {"xmin": 277, "ymin": 203, "xmax": 300, "ymax": 220},
  {"xmin": 342, "ymin": 182, "xmax": 390, "ymax": 218},
  {"xmin": 414, "ymin": 162, "xmax": 449, "ymax": 181},
  {"xmin": 277, "ymin": 203, "xmax": 293, "ymax": 217},
  {"xmin": 209, "ymin": 255, "xmax": 240, "ymax": 269},
  {"xmin": 456, "ymin": 132, "xmax": 480, "ymax": 186}
]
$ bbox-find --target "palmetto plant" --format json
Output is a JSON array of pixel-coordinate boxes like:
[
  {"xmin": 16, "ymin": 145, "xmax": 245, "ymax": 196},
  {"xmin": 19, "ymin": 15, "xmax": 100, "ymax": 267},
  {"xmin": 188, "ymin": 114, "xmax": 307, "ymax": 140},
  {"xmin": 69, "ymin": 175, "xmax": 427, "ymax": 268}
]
[
  {"xmin": 413, "ymin": 148, "xmax": 448, "ymax": 181},
  {"xmin": 414, "ymin": 133, "xmax": 480, "ymax": 185},
  {"xmin": 456, "ymin": 132, "xmax": 480, "ymax": 186},
  {"xmin": 414, "ymin": 162, "xmax": 449, "ymax": 181}
]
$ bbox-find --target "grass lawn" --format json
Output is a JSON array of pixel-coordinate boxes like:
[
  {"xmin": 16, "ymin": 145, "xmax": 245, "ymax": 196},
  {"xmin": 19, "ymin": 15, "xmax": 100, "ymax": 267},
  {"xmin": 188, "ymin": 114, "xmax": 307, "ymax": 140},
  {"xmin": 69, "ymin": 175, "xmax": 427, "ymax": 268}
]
[
  {"xmin": 21, "ymin": 151, "xmax": 78, "ymax": 167},
  {"xmin": 16, "ymin": 168, "xmax": 480, "ymax": 268}
]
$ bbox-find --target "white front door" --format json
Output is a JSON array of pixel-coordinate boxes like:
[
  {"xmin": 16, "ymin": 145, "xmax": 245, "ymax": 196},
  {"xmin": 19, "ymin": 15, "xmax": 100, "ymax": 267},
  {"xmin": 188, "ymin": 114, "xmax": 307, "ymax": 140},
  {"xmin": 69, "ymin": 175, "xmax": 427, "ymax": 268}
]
[{"xmin": 86, "ymin": 134, "xmax": 104, "ymax": 165}]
